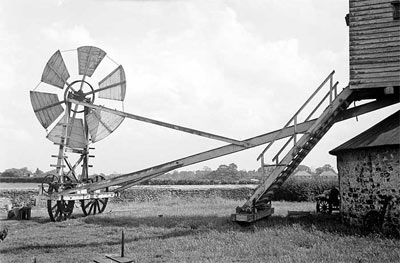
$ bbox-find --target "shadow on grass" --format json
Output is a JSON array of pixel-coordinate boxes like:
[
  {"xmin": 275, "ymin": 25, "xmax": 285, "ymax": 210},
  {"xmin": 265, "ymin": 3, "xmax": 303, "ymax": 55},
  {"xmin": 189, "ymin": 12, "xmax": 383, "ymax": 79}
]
[
  {"xmin": 0, "ymin": 228, "xmax": 201, "ymax": 255},
  {"xmin": 83, "ymin": 212, "xmax": 380, "ymax": 238}
]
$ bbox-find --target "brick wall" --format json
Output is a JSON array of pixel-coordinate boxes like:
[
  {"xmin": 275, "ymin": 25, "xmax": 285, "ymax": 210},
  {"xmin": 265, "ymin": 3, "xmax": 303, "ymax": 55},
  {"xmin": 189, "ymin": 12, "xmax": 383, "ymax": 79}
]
[{"xmin": 337, "ymin": 146, "xmax": 400, "ymax": 228}]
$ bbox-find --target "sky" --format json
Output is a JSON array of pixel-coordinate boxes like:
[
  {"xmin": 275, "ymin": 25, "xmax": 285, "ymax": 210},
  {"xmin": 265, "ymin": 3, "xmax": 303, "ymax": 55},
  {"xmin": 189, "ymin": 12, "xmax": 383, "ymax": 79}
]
[{"xmin": 0, "ymin": 0, "xmax": 398, "ymax": 175}]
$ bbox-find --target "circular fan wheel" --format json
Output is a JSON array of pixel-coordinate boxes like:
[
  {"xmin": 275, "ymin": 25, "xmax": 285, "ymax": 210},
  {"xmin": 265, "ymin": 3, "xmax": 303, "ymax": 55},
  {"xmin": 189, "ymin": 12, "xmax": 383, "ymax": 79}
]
[{"xmin": 81, "ymin": 175, "xmax": 109, "ymax": 216}]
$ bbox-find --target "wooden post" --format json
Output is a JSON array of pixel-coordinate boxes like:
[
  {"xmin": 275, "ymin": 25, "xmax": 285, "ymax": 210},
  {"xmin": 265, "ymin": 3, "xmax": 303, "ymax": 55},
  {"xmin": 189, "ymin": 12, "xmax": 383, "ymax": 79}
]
[
  {"xmin": 293, "ymin": 115, "xmax": 297, "ymax": 147},
  {"xmin": 260, "ymin": 155, "xmax": 265, "ymax": 175},
  {"xmin": 121, "ymin": 229, "xmax": 125, "ymax": 258},
  {"xmin": 329, "ymin": 75, "xmax": 333, "ymax": 105}
]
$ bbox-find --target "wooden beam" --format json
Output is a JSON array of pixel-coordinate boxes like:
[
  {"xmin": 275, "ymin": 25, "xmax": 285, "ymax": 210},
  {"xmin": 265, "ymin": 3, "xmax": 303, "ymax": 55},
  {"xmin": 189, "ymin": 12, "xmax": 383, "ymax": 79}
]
[
  {"xmin": 68, "ymin": 99, "xmax": 249, "ymax": 147},
  {"xmin": 335, "ymin": 96, "xmax": 399, "ymax": 122},
  {"xmin": 60, "ymin": 119, "xmax": 316, "ymax": 194}
]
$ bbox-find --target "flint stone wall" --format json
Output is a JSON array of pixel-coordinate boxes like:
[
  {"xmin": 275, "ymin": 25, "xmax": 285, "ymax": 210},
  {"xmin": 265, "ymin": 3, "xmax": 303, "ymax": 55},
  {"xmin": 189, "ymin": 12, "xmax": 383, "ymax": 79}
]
[{"xmin": 337, "ymin": 146, "xmax": 400, "ymax": 227}]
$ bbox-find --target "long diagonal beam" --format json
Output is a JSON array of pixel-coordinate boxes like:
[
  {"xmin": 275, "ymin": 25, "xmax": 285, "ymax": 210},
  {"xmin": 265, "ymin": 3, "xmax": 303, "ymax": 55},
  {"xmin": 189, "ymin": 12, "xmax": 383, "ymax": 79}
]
[
  {"xmin": 59, "ymin": 119, "xmax": 317, "ymax": 194},
  {"xmin": 68, "ymin": 99, "xmax": 249, "ymax": 147}
]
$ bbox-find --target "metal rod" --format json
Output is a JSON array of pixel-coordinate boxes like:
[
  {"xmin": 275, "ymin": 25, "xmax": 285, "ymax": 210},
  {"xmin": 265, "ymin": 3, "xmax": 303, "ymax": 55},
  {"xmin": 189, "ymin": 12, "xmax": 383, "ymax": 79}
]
[
  {"xmin": 84, "ymin": 81, "xmax": 126, "ymax": 96},
  {"xmin": 34, "ymin": 100, "xmax": 65, "ymax": 113},
  {"xmin": 69, "ymin": 99, "xmax": 249, "ymax": 147}
]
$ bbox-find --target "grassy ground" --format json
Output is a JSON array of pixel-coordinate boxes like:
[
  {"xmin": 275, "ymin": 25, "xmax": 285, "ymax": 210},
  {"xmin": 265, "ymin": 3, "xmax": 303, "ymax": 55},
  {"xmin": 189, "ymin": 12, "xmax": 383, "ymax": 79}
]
[{"xmin": 0, "ymin": 197, "xmax": 399, "ymax": 263}]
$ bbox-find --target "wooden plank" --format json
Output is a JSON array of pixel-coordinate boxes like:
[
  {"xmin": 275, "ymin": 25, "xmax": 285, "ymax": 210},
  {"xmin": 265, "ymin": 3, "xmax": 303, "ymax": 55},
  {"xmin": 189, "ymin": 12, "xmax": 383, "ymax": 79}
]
[
  {"xmin": 350, "ymin": 30, "xmax": 400, "ymax": 41},
  {"xmin": 351, "ymin": 3, "xmax": 390, "ymax": 12},
  {"xmin": 350, "ymin": 42, "xmax": 399, "ymax": 51},
  {"xmin": 350, "ymin": 12, "xmax": 393, "ymax": 22},
  {"xmin": 350, "ymin": 81, "xmax": 400, "ymax": 89},
  {"xmin": 350, "ymin": 36, "xmax": 400, "ymax": 45},
  {"xmin": 232, "ymin": 208, "xmax": 274, "ymax": 223},
  {"xmin": 350, "ymin": 21, "xmax": 400, "ymax": 31},
  {"xmin": 349, "ymin": 51, "xmax": 400, "ymax": 60},
  {"xmin": 351, "ymin": 75, "xmax": 400, "ymax": 82},
  {"xmin": 350, "ymin": 6, "xmax": 392, "ymax": 16},
  {"xmin": 350, "ymin": 0, "xmax": 389, "ymax": 8},
  {"xmin": 350, "ymin": 25, "xmax": 400, "ymax": 35},
  {"xmin": 351, "ymin": 69, "xmax": 400, "ymax": 78},
  {"xmin": 350, "ymin": 61, "xmax": 400, "ymax": 70},
  {"xmin": 351, "ymin": 66, "xmax": 400, "ymax": 74},
  {"xmin": 350, "ymin": 56, "xmax": 400, "ymax": 65},
  {"xmin": 350, "ymin": 46, "xmax": 400, "ymax": 55},
  {"xmin": 350, "ymin": 76, "xmax": 400, "ymax": 84},
  {"xmin": 350, "ymin": 17, "xmax": 396, "ymax": 26}
]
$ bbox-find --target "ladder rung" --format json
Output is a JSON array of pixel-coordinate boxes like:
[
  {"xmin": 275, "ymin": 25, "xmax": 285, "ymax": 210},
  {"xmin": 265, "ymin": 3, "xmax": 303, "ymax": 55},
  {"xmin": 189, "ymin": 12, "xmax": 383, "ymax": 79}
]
[
  {"xmin": 51, "ymin": 155, "xmax": 67, "ymax": 159},
  {"xmin": 50, "ymin": 164, "xmax": 66, "ymax": 168},
  {"xmin": 65, "ymin": 148, "xmax": 83, "ymax": 154},
  {"xmin": 89, "ymin": 147, "xmax": 95, "ymax": 150},
  {"xmin": 88, "ymin": 155, "xmax": 95, "ymax": 158}
]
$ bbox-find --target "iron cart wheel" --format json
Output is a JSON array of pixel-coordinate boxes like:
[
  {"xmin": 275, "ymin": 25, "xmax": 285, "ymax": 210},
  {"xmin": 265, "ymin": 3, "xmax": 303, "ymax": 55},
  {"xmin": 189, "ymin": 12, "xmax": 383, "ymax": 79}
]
[
  {"xmin": 80, "ymin": 175, "xmax": 109, "ymax": 216},
  {"xmin": 317, "ymin": 199, "xmax": 330, "ymax": 214},
  {"xmin": 42, "ymin": 174, "xmax": 59, "ymax": 194},
  {"xmin": 47, "ymin": 199, "xmax": 75, "ymax": 222},
  {"xmin": 46, "ymin": 175, "xmax": 75, "ymax": 222}
]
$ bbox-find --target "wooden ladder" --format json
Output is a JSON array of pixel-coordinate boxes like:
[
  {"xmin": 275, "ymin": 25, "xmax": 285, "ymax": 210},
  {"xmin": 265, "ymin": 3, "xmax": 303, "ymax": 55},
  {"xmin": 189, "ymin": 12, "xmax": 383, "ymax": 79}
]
[{"xmin": 233, "ymin": 71, "xmax": 354, "ymax": 222}]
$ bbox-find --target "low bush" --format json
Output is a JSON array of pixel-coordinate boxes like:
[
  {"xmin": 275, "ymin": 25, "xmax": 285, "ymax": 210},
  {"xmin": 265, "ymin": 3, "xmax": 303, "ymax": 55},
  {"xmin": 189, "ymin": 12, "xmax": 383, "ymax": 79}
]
[
  {"xmin": 273, "ymin": 177, "xmax": 338, "ymax": 201},
  {"xmin": 0, "ymin": 177, "xmax": 45, "ymax": 183}
]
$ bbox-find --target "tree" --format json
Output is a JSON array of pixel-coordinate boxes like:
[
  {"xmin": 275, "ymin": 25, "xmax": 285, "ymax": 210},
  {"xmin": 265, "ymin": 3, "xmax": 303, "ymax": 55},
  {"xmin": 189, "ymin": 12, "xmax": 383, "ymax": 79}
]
[
  {"xmin": 1, "ymin": 167, "xmax": 31, "ymax": 177},
  {"xmin": 294, "ymin": 164, "xmax": 312, "ymax": 174},
  {"xmin": 315, "ymin": 164, "xmax": 336, "ymax": 175}
]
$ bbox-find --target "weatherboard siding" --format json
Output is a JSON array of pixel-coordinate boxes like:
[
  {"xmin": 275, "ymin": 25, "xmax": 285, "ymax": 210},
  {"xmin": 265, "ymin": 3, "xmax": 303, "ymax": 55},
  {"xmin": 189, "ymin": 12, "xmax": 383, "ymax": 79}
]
[{"xmin": 349, "ymin": 0, "xmax": 400, "ymax": 90}]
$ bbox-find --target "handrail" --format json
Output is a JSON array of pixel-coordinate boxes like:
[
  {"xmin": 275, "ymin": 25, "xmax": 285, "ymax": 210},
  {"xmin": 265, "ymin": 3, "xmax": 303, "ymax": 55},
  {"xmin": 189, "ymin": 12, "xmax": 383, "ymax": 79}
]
[
  {"xmin": 271, "ymin": 82, "xmax": 336, "ymax": 164},
  {"xmin": 256, "ymin": 70, "xmax": 335, "ymax": 162}
]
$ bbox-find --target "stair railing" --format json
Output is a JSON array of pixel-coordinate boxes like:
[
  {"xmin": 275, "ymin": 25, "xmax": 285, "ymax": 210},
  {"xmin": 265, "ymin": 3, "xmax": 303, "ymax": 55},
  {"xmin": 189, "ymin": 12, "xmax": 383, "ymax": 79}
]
[{"xmin": 257, "ymin": 70, "xmax": 338, "ymax": 172}]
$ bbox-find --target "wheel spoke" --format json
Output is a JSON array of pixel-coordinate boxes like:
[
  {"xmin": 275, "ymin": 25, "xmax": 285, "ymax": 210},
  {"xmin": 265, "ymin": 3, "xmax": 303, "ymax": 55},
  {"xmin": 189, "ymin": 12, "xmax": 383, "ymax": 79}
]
[
  {"xmin": 96, "ymin": 201, "xmax": 101, "ymax": 213},
  {"xmin": 88, "ymin": 203, "xmax": 94, "ymax": 215},
  {"xmin": 84, "ymin": 200, "xmax": 92, "ymax": 209}
]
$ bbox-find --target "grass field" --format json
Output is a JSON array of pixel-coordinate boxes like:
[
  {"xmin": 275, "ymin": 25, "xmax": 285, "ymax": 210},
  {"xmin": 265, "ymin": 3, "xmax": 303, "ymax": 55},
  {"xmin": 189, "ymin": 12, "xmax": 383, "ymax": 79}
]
[{"xmin": 0, "ymin": 197, "xmax": 399, "ymax": 263}]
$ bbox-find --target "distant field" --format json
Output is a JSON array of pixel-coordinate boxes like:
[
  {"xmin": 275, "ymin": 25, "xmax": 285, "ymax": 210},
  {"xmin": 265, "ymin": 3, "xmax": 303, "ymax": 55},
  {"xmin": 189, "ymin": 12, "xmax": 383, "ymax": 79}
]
[
  {"xmin": 0, "ymin": 183, "xmax": 39, "ymax": 190},
  {"xmin": 0, "ymin": 197, "xmax": 399, "ymax": 263}
]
